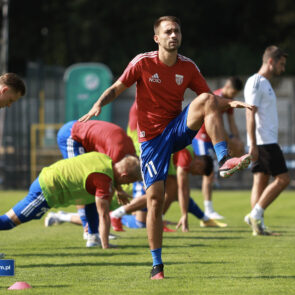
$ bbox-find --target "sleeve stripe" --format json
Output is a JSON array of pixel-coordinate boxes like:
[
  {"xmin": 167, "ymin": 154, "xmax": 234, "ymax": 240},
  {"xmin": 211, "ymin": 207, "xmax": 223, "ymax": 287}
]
[
  {"xmin": 130, "ymin": 51, "xmax": 158, "ymax": 66},
  {"xmin": 178, "ymin": 54, "xmax": 201, "ymax": 72}
]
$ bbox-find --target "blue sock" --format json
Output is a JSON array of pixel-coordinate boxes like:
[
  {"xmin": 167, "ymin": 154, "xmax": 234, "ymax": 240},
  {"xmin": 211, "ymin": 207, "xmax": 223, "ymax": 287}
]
[
  {"xmin": 0, "ymin": 214, "xmax": 16, "ymax": 230},
  {"xmin": 151, "ymin": 248, "xmax": 163, "ymax": 266},
  {"xmin": 214, "ymin": 141, "xmax": 228, "ymax": 163},
  {"xmin": 85, "ymin": 203, "xmax": 99, "ymax": 234},
  {"xmin": 77, "ymin": 208, "xmax": 88, "ymax": 229},
  {"xmin": 188, "ymin": 197, "xmax": 204, "ymax": 219}
]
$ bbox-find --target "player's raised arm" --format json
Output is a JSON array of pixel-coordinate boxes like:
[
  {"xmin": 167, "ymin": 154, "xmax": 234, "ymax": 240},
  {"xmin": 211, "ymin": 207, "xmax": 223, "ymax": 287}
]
[
  {"xmin": 228, "ymin": 100, "xmax": 253, "ymax": 110},
  {"xmin": 175, "ymin": 167, "xmax": 190, "ymax": 232},
  {"xmin": 213, "ymin": 95, "xmax": 253, "ymax": 112},
  {"xmin": 79, "ymin": 80, "xmax": 127, "ymax": 122}
]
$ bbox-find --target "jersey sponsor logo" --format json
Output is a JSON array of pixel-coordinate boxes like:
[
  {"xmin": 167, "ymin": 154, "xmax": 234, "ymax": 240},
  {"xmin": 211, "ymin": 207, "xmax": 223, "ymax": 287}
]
[
  {"xmin": 149, "ymin": 73, "xmax": 161, "ymax": 83},
  {"xmin": 140, "ymin": 131, "xmax": 145, "ymax": 138},
  {"xmin": 175, "ymin": 74, "xmax": 184, "ymax": 85}
]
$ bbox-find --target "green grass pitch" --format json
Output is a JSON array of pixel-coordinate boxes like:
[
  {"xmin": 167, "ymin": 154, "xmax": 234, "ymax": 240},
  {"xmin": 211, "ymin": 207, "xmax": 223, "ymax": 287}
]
[{"xmin": 0, "ymin": 189, "xmax": 295, "ymax": 294}]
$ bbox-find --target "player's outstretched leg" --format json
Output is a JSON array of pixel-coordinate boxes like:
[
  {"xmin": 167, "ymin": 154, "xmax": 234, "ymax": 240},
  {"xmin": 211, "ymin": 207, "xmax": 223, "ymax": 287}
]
[
  {"xmin": 219, "ymin": 154, "xmax": 251, "ymax": 178},
  {"xmin": 187, "ymin": 93, "xmax": 251, "ymax": 178}
]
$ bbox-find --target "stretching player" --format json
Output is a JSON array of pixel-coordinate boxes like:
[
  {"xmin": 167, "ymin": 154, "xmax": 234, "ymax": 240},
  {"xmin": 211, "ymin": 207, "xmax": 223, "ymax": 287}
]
[
  {"xmin": 163, "ymin": 147, "xmax": 227, "ymax": 231},
  {"xmin": 192, "ymin": 77, "xmax": 244, "ymax": 220},
  {"xmin": 0, "ymin": 152, "xmax": 141, "ymax": 248},
  {"xmin": 244, "ymin": 46, "xmax": 290, "ymax": 235},
  {"xmin": 111, "ymin": 147, "xmax": 227, "ymax": 231},
  {"xmin": 45, "ymin": 119, "xmax": 136, "ymax": 247},
  {"xmin": 80, "ymin": 16, "xmax": 252, "ymax": 279},
  {"xmin": 0, "ymin": 73, "xmax": 26, "ymax": 259},
  {"xmin": 0, "ymin": 73, "xmax": 26, "ymax": 108}
]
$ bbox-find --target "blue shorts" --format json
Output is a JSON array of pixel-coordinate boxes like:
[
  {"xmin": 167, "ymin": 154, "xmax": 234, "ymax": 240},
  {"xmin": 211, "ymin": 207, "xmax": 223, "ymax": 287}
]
[
  {"xmin": 133, "ymin": 181, "xmax": 147, "ymax": 212},
  {"xmin": 192, "ymin": 138, "xmax": 214, "ymax": 157},
  {"xmin": 140, "ymin": 104, "xmax": 197, "ymax": 189},
  {"xmin": 57, "ymin": 120, "xmax": 85, "ymax": 158},
  {"xmin": 121, "ymin": 215, "xmax": 146, "ymax": 229},
  {"xmin": 12, "ymin": 178, "xmax": 51, "ymax": 223}
]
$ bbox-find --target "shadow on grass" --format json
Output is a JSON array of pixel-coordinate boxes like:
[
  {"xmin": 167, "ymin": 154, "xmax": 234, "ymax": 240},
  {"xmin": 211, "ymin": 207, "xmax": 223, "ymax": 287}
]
[
  {"xmin": 207, "ymin": 275, "xmax": 295, "ymax": 280},
  {"xmin": 164, "ymin": 236, "xmax": 244, "ymax": 240},
  {"xmin": 12, "ymin": 252, "xmax": 138, "ymax": 258},
  {"xmin": 197, "ymin": 230, "xmax": 250, "ymax": 234},
  {"xmin": 17, "ymin": 260, "xmax": 230, "ymax": 268},
  {"xmin": 0, "ymin": 285, "xmax": 70, "ymax": 290},
  {"xmin": 118, "ymin": 243, "xmax": 208, "ymax": 249},
  {"xmin": 30, "ymin": 284, "xmax": 71, "ymax": 288},
  {"xmin": 239, "ymin": 275, "xmax": 295, "ymax": 279}
]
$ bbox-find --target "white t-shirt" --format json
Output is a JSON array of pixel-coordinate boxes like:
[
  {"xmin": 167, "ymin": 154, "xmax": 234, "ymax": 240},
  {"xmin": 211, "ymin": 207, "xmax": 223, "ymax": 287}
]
[{"xmin": 244, "ymin": 73, "xmax": 278, "ymax": 145}]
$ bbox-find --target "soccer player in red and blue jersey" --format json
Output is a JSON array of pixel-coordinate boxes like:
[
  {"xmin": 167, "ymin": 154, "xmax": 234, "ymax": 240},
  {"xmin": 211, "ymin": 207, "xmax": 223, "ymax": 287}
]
[{"xmin": 80, "ymin": 16, "xmax": 252, "ymax": 279}]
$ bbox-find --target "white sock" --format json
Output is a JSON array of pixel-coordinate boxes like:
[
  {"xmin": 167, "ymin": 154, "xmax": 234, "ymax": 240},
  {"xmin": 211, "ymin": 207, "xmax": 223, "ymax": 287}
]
[
  {"xmin": 250, "ymin": 204, "xmax": 264, "ymax": 220},
  {"xmin": 204, "ymin": 200, "xmax": 214, "ymax": 213},
  {"xmin": 57, "ymin": 212, "xmax": 76, "ymax": 222},
  {"xmin": 202, "ymin": 214, "xmax": 210, "ymax": 221},
  {"xmin": 110, "ymin": 206, "xmax": 126, "ymax": 218}
]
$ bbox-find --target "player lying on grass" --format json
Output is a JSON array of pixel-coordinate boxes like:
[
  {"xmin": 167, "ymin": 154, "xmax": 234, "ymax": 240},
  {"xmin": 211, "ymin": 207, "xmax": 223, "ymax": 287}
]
[
  {"xmin": 110, "ymin": 147, "xmax": 227, "ymax": 232},
  {"xmin": 79, "ymin": 15, "xmax": 252, "ymax": 279},
  {"xmin": 0, "ymin": 152, "xmax": 141, "ymax": 249},
  {"xmin": 53, "ymin": 119, "xmax": 136, "ymax": 247},
  {"xmin": 192, "ymin": 76, "xmax": 245, "ymax": 220}
]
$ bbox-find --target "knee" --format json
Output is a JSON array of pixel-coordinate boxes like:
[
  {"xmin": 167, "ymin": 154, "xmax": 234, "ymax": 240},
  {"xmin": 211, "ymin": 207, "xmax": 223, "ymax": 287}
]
[
  {"xmin": 276, "ymin": 174, "xmax": 290, "ymax": 189},
  {"xmin": 148, "ymin": 193, "xmax": 164, "ymax": 210},
  {"xmin": 191, "ymin": 93, "xmax": 215, "ymax": 110}
]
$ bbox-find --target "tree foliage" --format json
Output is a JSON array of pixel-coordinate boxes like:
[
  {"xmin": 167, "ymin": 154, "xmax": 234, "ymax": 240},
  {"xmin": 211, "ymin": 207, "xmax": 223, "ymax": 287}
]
[{"xmin": 7, "ymin": 0, "xmax": 295, "ymax": 77}]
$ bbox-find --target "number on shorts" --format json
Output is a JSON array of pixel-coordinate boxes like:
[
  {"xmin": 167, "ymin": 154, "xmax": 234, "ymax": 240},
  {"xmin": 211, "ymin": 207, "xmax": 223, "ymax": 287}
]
[{"xmin": 145, "ymin": 161, "xmax": 157, "ymax": 178}]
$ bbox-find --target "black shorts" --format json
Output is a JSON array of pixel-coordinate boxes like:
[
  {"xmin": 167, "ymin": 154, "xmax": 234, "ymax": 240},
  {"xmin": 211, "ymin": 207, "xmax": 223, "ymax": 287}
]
[{"xmin": 251, "ymin": 143, "xmax": 288, "ymax": 176}]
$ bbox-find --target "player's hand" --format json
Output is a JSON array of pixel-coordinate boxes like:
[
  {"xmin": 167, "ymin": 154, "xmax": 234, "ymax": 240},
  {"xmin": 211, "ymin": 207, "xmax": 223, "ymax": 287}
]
[
  {"xmin": 176, "ymin": 214, "xmax": 189, "ymax": 232},
  {"xmin": 229, "ymin": 101, "xmax": 253, "ymax": 110},
  {"xmin": 249, "ymin": 145, "xmax": 259, "ymax": 162},
  {"xmin": 116, "ymin": 190, "xmax": 132, "ymax": 205},
  {"xmin": 79, "ymin": 103, "xmax": 102, "ymax": 122}
]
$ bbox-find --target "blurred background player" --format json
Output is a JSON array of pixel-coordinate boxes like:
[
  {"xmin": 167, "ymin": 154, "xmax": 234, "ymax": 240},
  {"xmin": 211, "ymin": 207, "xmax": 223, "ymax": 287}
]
[
  {"xmin": 0, "ymin": 73, "xmax": 26, "ymax": 260},
  {"xmin": 0, "ymin": 152, "xmax": 141, "ymax": 249},
  {"xmin": 244, "ymin": 46, "xmax": 290, "ymax": 235},
  {"xmin": 163, "ymin": 147, "xmax": 227, "ymax": 231},
  {"xmin": 111, "ymin": 147, "xmax": 227, "ymax": 232},
  {"xmin": 192, "ymin": 77, "xmax": 244, "ymax": 220},
  {"xmin": 0, "ymin": 73, "xmax": 26, "ymax": 108},
  {"xmin": 44, "ymin": 119, "xmax": 136, "ymax": 247}
]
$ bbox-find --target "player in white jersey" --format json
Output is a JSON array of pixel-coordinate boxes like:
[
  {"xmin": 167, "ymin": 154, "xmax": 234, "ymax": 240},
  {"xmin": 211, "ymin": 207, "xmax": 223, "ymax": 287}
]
[{"xmin": 244, "ymin": 45, "xmax": 290, "ymax": 236}]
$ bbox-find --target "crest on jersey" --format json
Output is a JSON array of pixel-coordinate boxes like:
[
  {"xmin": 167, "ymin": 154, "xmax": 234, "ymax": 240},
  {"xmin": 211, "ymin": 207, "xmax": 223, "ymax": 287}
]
[{"xmin": 175, "ymin": 74, "xmax": 183, "ymax": 85}]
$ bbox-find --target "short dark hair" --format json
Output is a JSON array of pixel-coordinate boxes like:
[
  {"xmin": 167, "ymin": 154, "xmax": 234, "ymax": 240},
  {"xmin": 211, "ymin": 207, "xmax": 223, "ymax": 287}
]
[
  {"xmin": 154, "ymin": 16, "xmax": 181, "ymax": 34},
  {"xmin": 0, "ymin": 73, "xmax": 26, "ymax": 96},
  {"xmin": 228, "ymin": 76, "xmax": 243, "ymax": 91},
  {"xmin": 263, "ymin": 46, "xmax": 288, "ymax": 64},
  {"xmin": 200, "ymin": 155, "xmax": 213, "ymax": 176}
]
